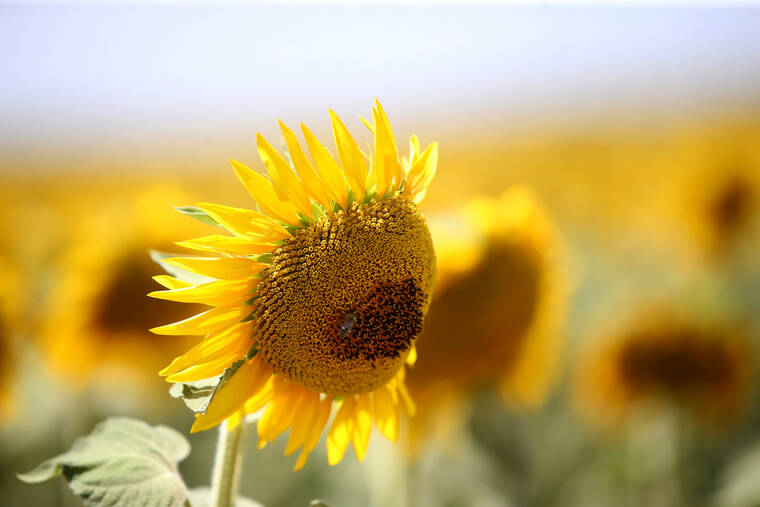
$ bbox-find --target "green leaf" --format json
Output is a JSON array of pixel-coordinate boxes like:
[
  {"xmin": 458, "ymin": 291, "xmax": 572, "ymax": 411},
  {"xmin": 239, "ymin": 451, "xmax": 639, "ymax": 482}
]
[
  {"xmin": 186, "ymin": 487, "xmax": 263, "ymax": 507},
  {"xmin": 175, "ymin": 206, "xmax": 220, "ymax": 227},
  {"xmin": 150, "ymin": 250, "xmax": 216, "ymax": 286},
  {"xmin": 18, "ymin": 418, "xmax": 191, "ymax": 507}
]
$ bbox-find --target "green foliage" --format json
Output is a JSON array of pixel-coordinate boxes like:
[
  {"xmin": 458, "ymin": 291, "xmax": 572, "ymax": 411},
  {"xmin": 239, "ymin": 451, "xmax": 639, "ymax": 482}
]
[{"xmin": 18, "ymin": 418, "xmax": 191, "ymax": 507}]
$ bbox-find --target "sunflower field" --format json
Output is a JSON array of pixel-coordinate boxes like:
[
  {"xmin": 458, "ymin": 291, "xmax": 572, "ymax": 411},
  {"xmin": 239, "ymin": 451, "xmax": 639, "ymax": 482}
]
[{"xmin": 2, "ymin": 4, "xmax": 760, "ymax": 507}]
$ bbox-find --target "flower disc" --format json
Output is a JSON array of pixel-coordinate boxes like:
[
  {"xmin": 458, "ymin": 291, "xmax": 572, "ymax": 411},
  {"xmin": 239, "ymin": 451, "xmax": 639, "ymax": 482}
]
[{"xmin": 256, "ymin": 196, "xmax": 436, "ymax": 396}]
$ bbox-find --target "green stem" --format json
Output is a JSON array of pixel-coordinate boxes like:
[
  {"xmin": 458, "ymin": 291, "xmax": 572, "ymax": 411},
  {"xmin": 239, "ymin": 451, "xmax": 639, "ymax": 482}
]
[{"xmin": 210, "ymin": 420, "xmax": 246, "ymax": 507}]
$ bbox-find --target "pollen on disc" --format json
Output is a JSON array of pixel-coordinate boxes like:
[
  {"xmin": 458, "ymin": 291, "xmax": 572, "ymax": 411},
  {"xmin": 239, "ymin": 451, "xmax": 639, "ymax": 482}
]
[{"xmin": 255, "ymin": 196, "xmax": 437, "ymax": 397}]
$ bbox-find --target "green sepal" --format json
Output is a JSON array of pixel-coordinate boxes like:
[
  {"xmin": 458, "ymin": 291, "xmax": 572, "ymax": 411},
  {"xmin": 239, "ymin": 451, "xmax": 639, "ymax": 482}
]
[
  {"xmin": 168, "ymin": 339, "xmax": 259, "ymax": 417},
  {"xmin": 311, "ymin": 202, "xmax": 325, "ymax": 221},
  {"xmin": 362, "ymin": 189, "xmax": 377, "ymax": 204},
  {"xmin": 345, "ymin": 188, "xmax": 356, "ymax": 208},
  {"xmin": 255, "ymin": 252, "xmax": 272, "ymax": 264},
  {"xmin": 283, "ymin": 224, "xmax": 300, "ymax": 236},
  {"xmin": 175, "ymin": 206, "xmax": 220, "ymax": 227},
  {"xmin": 169, "ymin": 378, "xmax": 218, "ymax": 414},
  {"xmin": 297, "ymin": 212, "xmax": 313, "ymax": 228}
]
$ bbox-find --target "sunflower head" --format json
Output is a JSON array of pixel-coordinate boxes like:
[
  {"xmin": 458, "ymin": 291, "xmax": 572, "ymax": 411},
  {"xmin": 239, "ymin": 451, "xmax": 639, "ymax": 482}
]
[
  {"xmin": 151, "ymin": 100, "xmax": 438, "ymax": 468},
  {"xmin": 574, "ymin": 307, "xmax": 756, "ymax": 429},
  {"xmin": 708, "ymin": 173, "xmax": 753, "ymax": 236},
  {"xmin": 413, "ymin": 187, "xmax": 565, "ymax": 401},
  {"xmin": 0, "ymin": 257, "xmax": 18, "ymax": 421},
  {"xmin": 676, "ymin": 152, "xmax": 760, "ymax": 261},
  {"xmin": 404, "ymin": 186, "xmax": 566, "ymax": 453},
  {"xmin": 257, "ymin": 196, "xmax": 435, "ymax": 397},
  {"xmin": 41, "ymin": 184, "xmax": 207, "ymax": 391}
]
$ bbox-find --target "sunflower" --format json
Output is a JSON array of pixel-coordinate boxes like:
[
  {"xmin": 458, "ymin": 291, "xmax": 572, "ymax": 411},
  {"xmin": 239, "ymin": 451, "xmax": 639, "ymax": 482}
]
[
  {"xmin": 664, "ymin": 128, "xmax": 760, "ymax": 262},
  {"xmin": 405, "ymin": 186, "xmax": 566, "ymax": 451},
  {"xmin": 40, "ymin": 184, "xmax": 207, "ymax": 392},
  {"xmin": 573, "ymin": 307, "xmax": 756, "ymax": 429},
  {"xmin": 0, "ymin": 256, "xmax": 19, "ymax": 421},
  {"xmin": 0, "ymin": 188, "xmax": 21, "ymax": 421},
  {"xmin": 150, "ymin": 99, "xmax": 438, "ymax": 469}
]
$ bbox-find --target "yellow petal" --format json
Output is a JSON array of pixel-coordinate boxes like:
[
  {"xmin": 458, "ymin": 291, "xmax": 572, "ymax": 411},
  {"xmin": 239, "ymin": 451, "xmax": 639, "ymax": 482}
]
[
  {"xmin": 162, "ymin": 256, "xmax": 266, "ymax": 280},
  {"xmin": 352, "ymin": 394, "xmax": 373, "ymax": 462},
  {"xmin": 191, "ymin": 355, "xmax": 270, "ymax": 432},
  {"xmin": 284, "ymin": 390, "xmax": 320, "ymax": 456},
  {"xmin": 159, "ymin": 322, "xmax": 253, "ymax": 376},
  {"xmin": 294, "ymin": 449, "xmax": 313, "ymax": 472},
  {"xmin": 257, "ymin": 379, "xmax": 307, "ymax": 446},
  {"xmin": 327, "ymin": 397, "xmax": 355, "ymax": 466},
  {"xmin": 360, "ymin": 116, "xmax": 375, "ymax": 133},
  {"xmin": 301, "ymin": 123, "xmax": 348, "ymax": 208},
  {"xmin": 152, "ymin": 275, "xmax": 194, "ymax": 290},
  {"xmin": 329, "ymin": 110, "xmax": 367, "ymax": 201},
  {"xmin": 294, "ymin": 395, "xmax": 333, "ymax": 471},
  {"xmin": 408, "ymin": 135, "xmax": 421, "ymax": 164},
  {"xmin": 229, "ymin": 159, "xmax": 300, "ymax": 225},
  {"xmin": 243, "ymin": 376, "xmax": 274, "ymax": 414},
  {"xmin": 372, "ymin": 386, "xmax": 400, "ymax": 442},
  {"xmin": 403, "ymin": 142, "xmax": 438, "ymax": 203},
  {"xmin": 196, "ymin": 202, "xmax": 289, "ymax": 242},
  {"xmin": 164, "ymin": 339, "xmax": 250, "ymax": 382},
  {"xmin": 150, "ymin": 305, "xmax": 250, "ymax": 336},
  {"xmin": 372, "ymin": 99, "xmax": 401, "ymax": 196},
  {"xmin": 397, "ymin": 381, "xmax": 417, "ymax": 417},
  {"xmin": 406, "ymin": 346, "xmax": 417, "ymax": 366},
  {"xmin": 177, "ymin": 235, "xmax": 275, "ymax": 255},
  {"xmin": 279, "ymin": 121, "xmax": 332, "ymax": 209},
  {"xmin": 256, "ymin": 134, "xmax": 313, "ymax": 218},
  {"xmin": 148, "ymin": 278, "xmax": 254, "ymax": 307}
]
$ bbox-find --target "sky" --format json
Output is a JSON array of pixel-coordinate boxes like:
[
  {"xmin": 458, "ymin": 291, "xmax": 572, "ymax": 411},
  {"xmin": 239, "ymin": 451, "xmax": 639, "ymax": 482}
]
[{"xmin": 1, "ymin": 5, "xmax": 760, "ymax": 173}]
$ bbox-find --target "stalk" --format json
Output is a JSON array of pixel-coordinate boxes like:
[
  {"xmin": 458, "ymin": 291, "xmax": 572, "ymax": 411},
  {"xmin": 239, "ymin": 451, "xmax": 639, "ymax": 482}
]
[{"xmin": 209, "ymin": 419, "xmax": 246, "ymax": 507}]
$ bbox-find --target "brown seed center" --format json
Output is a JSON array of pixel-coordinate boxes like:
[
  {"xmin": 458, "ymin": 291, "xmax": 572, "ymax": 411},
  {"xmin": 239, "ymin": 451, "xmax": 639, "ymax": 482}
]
[{"xmin": 255, "ymin": 196, "xmax": 436, "ymax": 396}]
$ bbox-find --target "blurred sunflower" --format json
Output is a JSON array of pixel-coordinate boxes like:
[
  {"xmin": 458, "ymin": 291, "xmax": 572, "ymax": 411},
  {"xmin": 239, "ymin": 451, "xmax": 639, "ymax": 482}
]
[
  {"xmin": 40, "ymin": 184, "xmax": 207, "ymax": 393},
  {"xmin": 150, "ymin": 99, "xmax": 438, "ymax": 469},
  {"xmin": 0, "ymin": 187, "xmax": 21, "ymax": 421},
  {"xmin": 573, "ymin": 307, "xmax": 756, "ymax": 429},
  {"xmin": 670, "ymin": 128, "xmax": 760, "ymax": 261},
  {"xmin": 405, "ymin": 186, "xmax": 566, "ymax": 450},
  {"xmin": 0, "ymin": 256, "xmax": 20, "ymax": 421}
]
